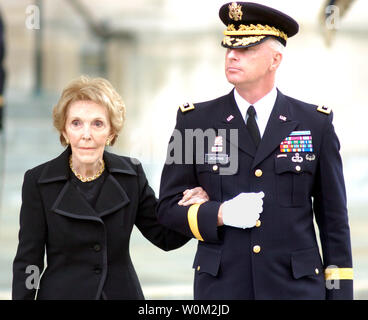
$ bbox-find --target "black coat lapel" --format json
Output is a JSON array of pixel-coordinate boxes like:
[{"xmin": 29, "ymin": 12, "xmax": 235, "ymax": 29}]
[
  {"xmin": 40, "ymin": 148, "xmax": 136, "ymax": 220},
  {"xmin": 38, "ymin": 147, "xmax": 98, "ymax": 221},
  {"xmin": 96, "ymin": 151, "xmax": 137, "ymax": 217},
  {"xmin": 38, "ymin": 147, "xmax": 71, "ymax": 184},
  {"xmin": 94, "ymin": 175, "xmax": 130, "ymax": 217},
  {"xmin": 215, "ymin": 90, "xmax": 256, "ymax": 158},
  {"xmin": 51, "ymin": 181, "xmax": 101, "ymax": 221},
  {"xmin": 251, "ymin": 90, "xmax": 299, "ymax": 169}
]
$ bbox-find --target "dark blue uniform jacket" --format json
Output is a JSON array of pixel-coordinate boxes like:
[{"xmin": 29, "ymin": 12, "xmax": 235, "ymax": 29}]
[{"xmin": 157, "ymin": 89, "xmax": 353, "ymax": 300}]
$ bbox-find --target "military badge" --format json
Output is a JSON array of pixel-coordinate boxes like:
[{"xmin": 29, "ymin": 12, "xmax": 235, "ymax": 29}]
[
  {"xmin": 317, "ymin": 105, "xmax": 332, "ymax": 115},
  {"xmin": 211, "ymin": 136, "xmax": 223, "ymax": 152},
  {"xmin": 214, "ymin": 136, "xmax": 223, "ymax": 146},
  {"xmin": 277, "ymin": 154, "xmax": 287, "ymax": 158},
  {"xmin": 280, "ymin": 130, "xmax": 313, "ymax": 153},
  {"xmin": 306, "ymin": 154, "xmax": 316, "ymax": 161},
  {"xmin": 279, "ymin": 115, "xmax": 287, "ymax": 122},
  {"xmin": 179, "ymin": 102, "xmax": 195, "ymax": 113},
  {"xmin": 292, "ymin": 153, "xmax": 303, "ymax": 163},
  {"xmin": 205, "ymin": 154, "xmax": 229, "ymax": 164},
  {"xmin": 211, "ymin": 147, "xmax": 223, "ymax": 152},
  {"xmin": 228, "ymin": 2, "xmax": 243, "ymax": 21}
]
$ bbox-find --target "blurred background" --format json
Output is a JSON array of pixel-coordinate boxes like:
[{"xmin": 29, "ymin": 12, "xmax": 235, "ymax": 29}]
[{"xmin": 0, "ymin": 0, "xmax": 367, "ymax": 299}]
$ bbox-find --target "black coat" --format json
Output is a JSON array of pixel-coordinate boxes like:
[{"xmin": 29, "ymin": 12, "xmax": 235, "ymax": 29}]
[
  {"xmin": 157, "ymin": 89, "xmax": 353, "ymax": 300},
  {"xmin": 12, "ymin": 148, "xmax": 190, "ymax": 300}
]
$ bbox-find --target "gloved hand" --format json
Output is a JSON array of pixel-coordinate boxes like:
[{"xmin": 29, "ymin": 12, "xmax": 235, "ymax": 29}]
[{"xmin": 221, "ymin": 192, "xmax": 264, "ymax": 229}]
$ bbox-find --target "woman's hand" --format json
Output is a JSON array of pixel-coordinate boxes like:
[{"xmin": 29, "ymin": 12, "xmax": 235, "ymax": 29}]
[{"xmin": 178, "ymin": 187, "xmax": 209, "ymax": 206}]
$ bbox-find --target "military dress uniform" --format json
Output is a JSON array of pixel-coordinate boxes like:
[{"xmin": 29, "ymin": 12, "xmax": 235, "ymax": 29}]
[{"xmin": 156, "ymin": 2, "xmax": 353, "ymax": 300}]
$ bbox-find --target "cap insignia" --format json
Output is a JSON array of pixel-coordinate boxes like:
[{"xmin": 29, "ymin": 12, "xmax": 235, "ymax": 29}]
[{"xmin": 229, "ymin": 2, "xmax": 243, "ymax": 21}]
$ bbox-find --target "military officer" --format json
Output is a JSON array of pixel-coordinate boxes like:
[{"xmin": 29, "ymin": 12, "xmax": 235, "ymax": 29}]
[{"xmin": 157, "ymin": 2, "xmax": 353, "ymax": 300}]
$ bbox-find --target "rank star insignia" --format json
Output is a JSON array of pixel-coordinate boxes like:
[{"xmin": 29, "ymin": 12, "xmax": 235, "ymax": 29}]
[{"xmin": 228, "ymin": 2, "xmax": 243, "ymax": 21}]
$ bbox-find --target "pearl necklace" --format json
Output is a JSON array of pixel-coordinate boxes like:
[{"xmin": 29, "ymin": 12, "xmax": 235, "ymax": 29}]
[{"xmin": 69, "ymin": 155, "xmax": 105, "ymax": 183}]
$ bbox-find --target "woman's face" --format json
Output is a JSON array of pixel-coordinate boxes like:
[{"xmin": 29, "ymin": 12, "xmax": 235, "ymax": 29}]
[{"xmin": 63, "ymin": 100, "xmax": 113, "ymax": 166}]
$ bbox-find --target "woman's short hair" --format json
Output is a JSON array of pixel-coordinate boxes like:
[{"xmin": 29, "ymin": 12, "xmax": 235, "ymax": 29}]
[{"xmin": 53, "ymin": 75, "xmax": 126, "ymax": 146}]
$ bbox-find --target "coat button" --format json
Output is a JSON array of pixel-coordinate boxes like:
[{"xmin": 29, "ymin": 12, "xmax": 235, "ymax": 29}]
[
  {"xmin": 255, "ymin": 220, "xmax": 261, "ymax": 228},
  {"xmin": 94, "ymin": 267, "xmax": 101, "ymax": 274},
  {"xmin": 255, "ymin": 169, "xmax": 263, "ymax": 177},
  {"xmin": 93, "ymin": 244, "xmax": 101, "ymax": 252},
  {"xmin": 197, "ymin": 266, "xmax": 201, "ymax": 271},
  {"xmin": 315, "ymin": 268, "xmax": 319, "ymax": 275},
  {"xmin": 213, "ymin": 165, "xmax": 218, "ymax": 172},
  {"xmin": 295, "ymin": 165, "xmax": 301, "ymax": 172},
  {"xmin": 253, "ymin": 245, "xmax": 261, "ymax": 254}
]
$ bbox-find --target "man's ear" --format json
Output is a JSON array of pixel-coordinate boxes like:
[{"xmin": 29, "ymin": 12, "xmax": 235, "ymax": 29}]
[{"xmin": 270, "ymin": 52, "xmax": 283, "ymax": 71}]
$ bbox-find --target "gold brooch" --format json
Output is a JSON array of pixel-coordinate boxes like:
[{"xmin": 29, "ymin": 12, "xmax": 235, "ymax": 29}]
[
  {"xmin": 69, "ymin": 155, "xmax": 105, "ymax": 182},
  {"xmin": 229, "ymin": 2, "xmax": 243, "ymax": 21}
]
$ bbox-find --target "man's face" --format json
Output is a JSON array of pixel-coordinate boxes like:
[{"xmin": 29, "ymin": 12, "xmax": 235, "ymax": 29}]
[{"xmin": 225, "ymin": 41, "xmax": 276, "ymax": 88}]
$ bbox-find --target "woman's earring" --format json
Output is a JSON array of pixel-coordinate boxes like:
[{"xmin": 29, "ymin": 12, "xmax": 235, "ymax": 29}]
[
  {"xmin": 106, "ymin": 138, "xmax": 111, "ymax": 146},
  {"xmin": 65, "ymin": 138, "xmax": 70, "ymax": 145}
]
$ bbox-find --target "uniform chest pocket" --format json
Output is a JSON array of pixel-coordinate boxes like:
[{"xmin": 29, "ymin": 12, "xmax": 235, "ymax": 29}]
[{"xmin": 275, "ymin": 155, "xmax": 315, "ymax": 207}]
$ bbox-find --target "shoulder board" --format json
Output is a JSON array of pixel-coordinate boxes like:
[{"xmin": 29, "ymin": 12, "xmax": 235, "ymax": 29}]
[
  {"xmin": 317, "ymin": 105, "xmax": 332, "ymax": 115},
  {"xmin": 179, "ymin": 102, "xmax": 195, "ymax": 113}
]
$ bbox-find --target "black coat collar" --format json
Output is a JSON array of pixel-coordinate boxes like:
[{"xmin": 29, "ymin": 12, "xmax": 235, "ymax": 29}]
[
  {"xmin": 38, "ymin": 147, "xmax": 137, "ymax": 220},
  {"xmin": 38, "ymin": 146, "xmax": 137, "ymax": 184}
]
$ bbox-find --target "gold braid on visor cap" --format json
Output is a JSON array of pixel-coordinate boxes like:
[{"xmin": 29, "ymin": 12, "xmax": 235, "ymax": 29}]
[
  {"xmin": 223, "ymin": 24, "xmax": 288, "ymax": 42},
  {"xmin": 223, "ymin": 35, "xmax": 266, "ymax": 47}
]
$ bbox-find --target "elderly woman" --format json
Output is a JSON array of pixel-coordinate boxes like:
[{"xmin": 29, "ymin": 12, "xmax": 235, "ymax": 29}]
[{"xmin": 12, "ymin": 76, "xmax": 208, "ymax": 300}]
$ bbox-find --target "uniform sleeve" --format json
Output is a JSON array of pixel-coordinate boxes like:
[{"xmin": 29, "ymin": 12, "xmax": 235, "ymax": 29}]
[
  {"xmin": 313, "ymin": 113, "xmax": 353, "ymax": 300},
  {"xmin": 12, "ymin": 170, "xmax": 46, "ymax": 300},
  {"xmin": 134, "ymin": 162, "xmax": 191, "ymax": 251},
  {"xmin": 156, "ymin": 110, "xmax": 222, "ymax": 243}
]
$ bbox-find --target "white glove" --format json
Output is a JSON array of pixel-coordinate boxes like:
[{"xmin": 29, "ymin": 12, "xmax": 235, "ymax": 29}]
[{"xmin": 222, "ymin": 192, "xmax": 264, "ymax": 229}]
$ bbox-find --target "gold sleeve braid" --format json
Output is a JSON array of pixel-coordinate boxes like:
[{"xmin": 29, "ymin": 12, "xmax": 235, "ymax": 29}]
[
  {"xmin": 187, "ymin": 204, "xmax": 204, "ymax": 241},
  {"xmin": 325, "ymin": 268, "xmax": 353, "ymax": 280}
]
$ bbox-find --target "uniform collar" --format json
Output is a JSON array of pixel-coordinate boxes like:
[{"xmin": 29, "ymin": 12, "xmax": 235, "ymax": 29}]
[{"xmin": 234, "ymin": 86, "xmax": 277, "ymax": 137}]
